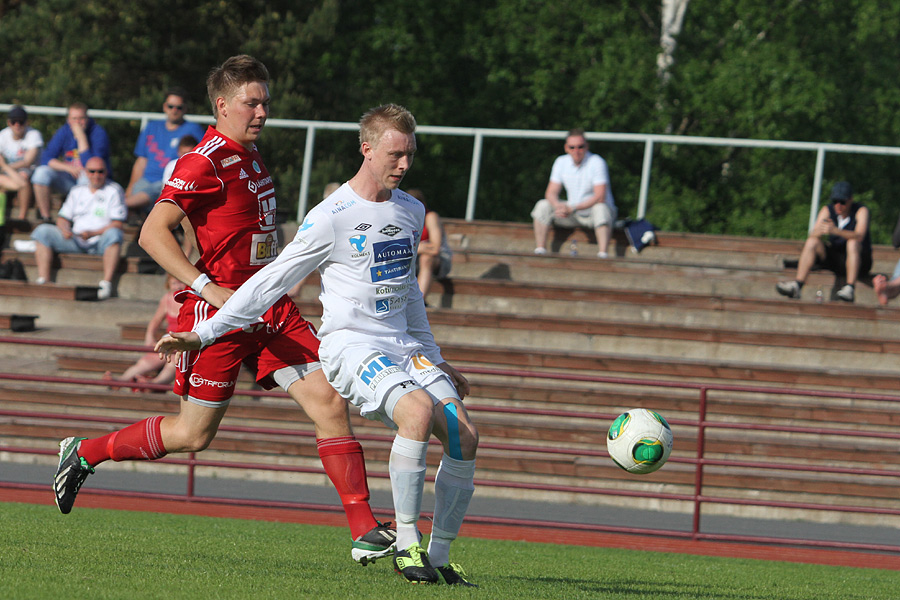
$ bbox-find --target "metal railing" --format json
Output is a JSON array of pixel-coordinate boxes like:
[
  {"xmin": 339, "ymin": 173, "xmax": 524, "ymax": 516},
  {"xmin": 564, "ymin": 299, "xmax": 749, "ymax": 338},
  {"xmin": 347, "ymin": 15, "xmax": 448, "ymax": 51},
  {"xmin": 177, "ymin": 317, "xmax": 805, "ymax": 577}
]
[
  {"xmin": 2, "ymin": 335, "xmax": 900, "ymax": 555},
  {"xmin": 6, "ymin": 103, "xmax": 900, "ymax": 231}
]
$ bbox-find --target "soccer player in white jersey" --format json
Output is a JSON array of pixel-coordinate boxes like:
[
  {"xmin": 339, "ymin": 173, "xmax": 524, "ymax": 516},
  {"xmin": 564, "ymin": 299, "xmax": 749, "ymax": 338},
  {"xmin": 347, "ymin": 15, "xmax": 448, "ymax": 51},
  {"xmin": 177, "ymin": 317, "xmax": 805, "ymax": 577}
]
[{"xmin": 157, "ymin": 104, "xmax": 479, "ymax": 586}]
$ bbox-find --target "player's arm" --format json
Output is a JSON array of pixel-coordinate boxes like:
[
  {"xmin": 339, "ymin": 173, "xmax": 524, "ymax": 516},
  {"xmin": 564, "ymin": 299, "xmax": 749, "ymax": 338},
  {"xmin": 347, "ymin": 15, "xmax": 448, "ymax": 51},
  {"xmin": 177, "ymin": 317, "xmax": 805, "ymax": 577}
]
[{"xmin": 138, "ymin": 201, "xmax": 232, "ymax": 308}]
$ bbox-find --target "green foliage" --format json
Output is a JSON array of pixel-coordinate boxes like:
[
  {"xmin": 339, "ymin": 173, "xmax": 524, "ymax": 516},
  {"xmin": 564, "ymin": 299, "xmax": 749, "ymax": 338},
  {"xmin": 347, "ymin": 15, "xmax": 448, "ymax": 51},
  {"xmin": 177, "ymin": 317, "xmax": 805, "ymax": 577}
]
[
  {"xmin": 3, "ymin": 0, "xmax": 900, "ymax": 240},
  {"xmin": 4, "ymin": 502, "xmax": 899, "ymax": 599}
]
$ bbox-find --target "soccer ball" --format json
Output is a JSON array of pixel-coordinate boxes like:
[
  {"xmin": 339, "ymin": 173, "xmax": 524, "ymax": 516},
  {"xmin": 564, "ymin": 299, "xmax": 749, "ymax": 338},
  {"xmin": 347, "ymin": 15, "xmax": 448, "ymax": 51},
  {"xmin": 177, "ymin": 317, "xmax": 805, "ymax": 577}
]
[{"xmin": 606, "ymin": 408, "xmax": 673, "ymax": 474}]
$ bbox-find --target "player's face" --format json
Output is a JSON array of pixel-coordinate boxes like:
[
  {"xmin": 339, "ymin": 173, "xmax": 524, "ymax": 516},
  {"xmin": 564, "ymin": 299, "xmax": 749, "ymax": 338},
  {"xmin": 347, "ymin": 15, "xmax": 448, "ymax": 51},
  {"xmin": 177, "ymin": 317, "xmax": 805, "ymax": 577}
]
[
  {"xmin": 365, "ymin": 128, "xmax": 416, "ymax": 192},
  {"xmin": 217, "ymin": 81, "xmax": 270, "ymax": 149},
  {"xmin": 163, "ymin": 95, "xmax": 187, "ymax": 124},
  {"xmin": 564, "ymin": 134, "xmax": 588, "ymax": 165}
]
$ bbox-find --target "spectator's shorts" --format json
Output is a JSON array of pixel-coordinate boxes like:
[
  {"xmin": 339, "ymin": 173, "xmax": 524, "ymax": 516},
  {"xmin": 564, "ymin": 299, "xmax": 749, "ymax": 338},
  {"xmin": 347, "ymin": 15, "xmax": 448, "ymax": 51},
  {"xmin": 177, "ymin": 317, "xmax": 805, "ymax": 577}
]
[
  {"xmin": 30, "ymin": 223, "xmax": 123, "ymax": 255},
  {"xmin": 531, "ymin": 198, "xmax": 617, "ymax": 229},
  {"xmin": 817, "ymin": 242, "xmax": 873, "ymax": 277},
  {"xmin": 131, "ymin": 178, "xmax": 164, "ymax": 205}
]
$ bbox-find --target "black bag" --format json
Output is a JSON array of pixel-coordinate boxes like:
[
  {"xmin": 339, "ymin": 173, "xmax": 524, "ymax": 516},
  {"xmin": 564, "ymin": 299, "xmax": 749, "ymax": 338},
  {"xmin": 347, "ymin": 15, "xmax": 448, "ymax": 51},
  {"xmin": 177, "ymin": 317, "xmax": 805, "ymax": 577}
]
[
  {"xmin": 624, "ymin": 219, "xmax": 657, "ymax": 253},
  {"xmin": 0, "ymin": 258, "xmax": 27, "ymax": 281}
]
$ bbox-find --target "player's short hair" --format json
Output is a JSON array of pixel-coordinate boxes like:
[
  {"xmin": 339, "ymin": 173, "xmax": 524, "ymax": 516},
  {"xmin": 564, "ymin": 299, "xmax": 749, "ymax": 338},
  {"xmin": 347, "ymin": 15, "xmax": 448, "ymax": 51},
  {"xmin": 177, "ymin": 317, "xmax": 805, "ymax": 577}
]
[
  {"xmin": 359, "ymin": 104, "xmax": 416, "ymax": 150},
  {"xmin": 566, "ymin": 128, "xmax": 586, "ymax": 140},
  {"xmin": 206, "ymin": 55, "xmax": 269, "ymax": 118},
  {"xmin": 165, "ymin": 86, "xmax": 190, "ymax": 104},
  {"xmin": 178, "ymin": 134, "xmax": 199, "ymax": 149},
  {"xmin": 68, "ymin": 101, "xmax": 88, "ymax": 115}
]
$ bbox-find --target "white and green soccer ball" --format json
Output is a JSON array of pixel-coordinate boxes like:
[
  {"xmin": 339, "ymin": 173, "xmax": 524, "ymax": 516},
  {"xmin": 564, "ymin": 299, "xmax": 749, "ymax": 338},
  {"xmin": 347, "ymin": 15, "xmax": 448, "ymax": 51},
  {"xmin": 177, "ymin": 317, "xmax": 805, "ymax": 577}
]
[{"xmin": 606, "ymin": 408, "xmax": 673, "ymax": 474}]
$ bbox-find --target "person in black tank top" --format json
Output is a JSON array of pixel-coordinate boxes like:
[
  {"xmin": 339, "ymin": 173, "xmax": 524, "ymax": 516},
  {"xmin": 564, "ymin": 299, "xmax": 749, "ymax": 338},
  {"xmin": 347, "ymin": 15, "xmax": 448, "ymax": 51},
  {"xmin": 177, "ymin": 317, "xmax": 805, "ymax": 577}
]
[{"xmin": 776, "ymin": 181, "xmax": 871, "ymax": 303}]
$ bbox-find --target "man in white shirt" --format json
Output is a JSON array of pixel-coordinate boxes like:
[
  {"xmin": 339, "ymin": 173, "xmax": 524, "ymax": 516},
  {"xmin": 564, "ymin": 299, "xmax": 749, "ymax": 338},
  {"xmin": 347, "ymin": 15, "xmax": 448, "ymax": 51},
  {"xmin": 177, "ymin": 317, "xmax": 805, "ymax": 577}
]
[
  {"xmin": 0, "ymin": 105, "xmax": 44, "ymax": 221},
  {"xmin": 30, "ymin": 156, "xmax": 125, "ymax": 299},
  {"xmin": 156, "ymin": 104, "xmax": 479, "ymax": 587},
  {"xmin": 531, "ymin": 128, "xmax": 618, "ymax": 258}
]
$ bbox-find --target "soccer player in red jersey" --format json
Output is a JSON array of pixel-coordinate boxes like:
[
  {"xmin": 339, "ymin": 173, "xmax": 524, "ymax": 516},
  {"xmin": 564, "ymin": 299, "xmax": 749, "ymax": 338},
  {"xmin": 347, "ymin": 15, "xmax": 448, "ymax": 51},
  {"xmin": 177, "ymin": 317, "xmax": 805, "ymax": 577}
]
[{"xmin": 52, "ymin": 55, "xmax": 395, "ymax": 564}]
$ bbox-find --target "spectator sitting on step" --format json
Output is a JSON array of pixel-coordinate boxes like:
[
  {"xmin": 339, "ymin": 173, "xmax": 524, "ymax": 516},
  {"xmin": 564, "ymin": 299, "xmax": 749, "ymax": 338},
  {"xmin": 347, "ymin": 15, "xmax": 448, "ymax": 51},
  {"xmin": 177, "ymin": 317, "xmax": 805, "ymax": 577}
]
[
  {"xmin": 30, "ymin": 156, "xmax": 125, "ymax": 299},
  {"xmin": 776, "ymin": 181, "xmax": 871, "ymax": 303},
  {"xmin": 0, "ymin": 105, "xmax": 44, "ymax": 222},
  {"xmin": 407, "ymin": 188, "xmax": 452, "ymax": 296},
  {"xmin": 531, "ymin": 128, "xmax": 618, "ymax": 258},
  {"xmin": 31, "ymin": 102, "xmax": 112, "ymax": 224},
  {"xmin": 871, "ymin": 212, "xmax": 900, "ymax": 305},
  {"xmin": 104, "ymin": 274, "xmax": 181, "ymax": 391}
]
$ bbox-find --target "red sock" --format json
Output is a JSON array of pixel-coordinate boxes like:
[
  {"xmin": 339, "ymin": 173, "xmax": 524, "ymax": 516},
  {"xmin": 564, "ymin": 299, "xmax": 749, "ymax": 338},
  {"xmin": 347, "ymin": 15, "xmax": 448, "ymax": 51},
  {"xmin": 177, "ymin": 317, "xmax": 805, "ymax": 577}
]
[
  {"xmin": 78, "ymin": 416, "xmax": 167, "ymax": 467},
  {"xmin": 317, "ymin": 436, "xmax": 378, "ymax": 539}
]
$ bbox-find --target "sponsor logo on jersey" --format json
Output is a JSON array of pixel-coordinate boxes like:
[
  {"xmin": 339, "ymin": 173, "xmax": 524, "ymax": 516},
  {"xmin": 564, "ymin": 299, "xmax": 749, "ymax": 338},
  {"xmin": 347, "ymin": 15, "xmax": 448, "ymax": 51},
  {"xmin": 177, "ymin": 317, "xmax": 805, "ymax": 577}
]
[
  {"xmin": 375, "ymin": 283, "xmax": 409, "ymax": 296},
  {"xmin": 356, "ymin": 352, "xmax": 403, "ymax": 389},
  {"xmin": 373, "ymin": 239, "xmax": 413, "ymax": 263},
  {"xmin": 331, "ymin": 198, "xmax": 357, "ymax": 214},
  {"xmin": 166, "ymin": 177, "xmax": 196, "ymax": 191},
  {"xmin": 349, "ymin": 235, "xmax": 367, "ymax": 253},
  {"xmin": 252, "ymin": 160, "xmax": 261, "ymax": 173},
  {"xmin": 239, "ymin": 168, "xmax": 249, "ymax": 179},
  {"xmin": 298, "ymin": 217, "xmax": 314, "ymax": 233},
  {"xmin": 258, "ymin": 197, "xmax": 276, "ymax": 230},
  {"xmin": 413, "ymin": 229, "xmax": 420, "ymax": 243},
  {"xmin": 370, "ymin": 260, "xmax": 411, "ymax": 282},
  {"xmin": 250, "ymin": 231, "xmax": 278, "ymax": 265},
  {"xmin": 379, "ymin": 224, "xmax": 402, "ymax": 237},
  {"xmin": 355, "ymin": 223, "xmax": 372, "ymax": 231},
  {"xmin": 221, "ymin": 155, "xmax": 241, "ymax": 168},
  {"xmin": 189, "ymin": 373, "xmax": 236, "ymax": 389},
  {"xmin": 375, "ymin": 294, "xmax": 408, "ymax": 314}
]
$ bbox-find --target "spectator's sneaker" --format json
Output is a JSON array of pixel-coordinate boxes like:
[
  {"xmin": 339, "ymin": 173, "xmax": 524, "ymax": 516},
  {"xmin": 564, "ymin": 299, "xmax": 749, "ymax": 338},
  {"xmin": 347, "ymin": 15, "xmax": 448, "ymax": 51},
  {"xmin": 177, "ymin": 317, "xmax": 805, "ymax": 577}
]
[
  {"xmin": 53, "ymin": 437, "xmax": 94, "ymax": 514},
  {"xmin": 393, "ymin": 542, "xmax": 439, "ymax": 584},
  {"xmin": 436, "ymin": 563, "xmax": 478, "ymax": 587},
  {"xmin": 533, "ymin": 247, "xmax": 548, "ymax": 255},
  {"xmin": 775, "ymin": 280, "xmax": 801, "ymax": 299},
  {"xmin": 351, "ymin": 521, "xmax": 397, "ymax": 565},
  {"xmin": 97, "ymin": 280, "xmax": 113, "ymax": 300},
  {"xmin": 836, "ymin": 283, "xmax": 855, "ymax": 303}
]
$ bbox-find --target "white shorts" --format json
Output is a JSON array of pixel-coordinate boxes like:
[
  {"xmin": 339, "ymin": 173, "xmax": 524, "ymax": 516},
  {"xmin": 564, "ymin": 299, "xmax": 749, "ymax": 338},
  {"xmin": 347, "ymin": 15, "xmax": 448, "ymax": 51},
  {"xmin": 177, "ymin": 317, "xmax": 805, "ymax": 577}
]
[{"xmin": 318, "ymin": 330, "xmax": 458, "ymax": 429}]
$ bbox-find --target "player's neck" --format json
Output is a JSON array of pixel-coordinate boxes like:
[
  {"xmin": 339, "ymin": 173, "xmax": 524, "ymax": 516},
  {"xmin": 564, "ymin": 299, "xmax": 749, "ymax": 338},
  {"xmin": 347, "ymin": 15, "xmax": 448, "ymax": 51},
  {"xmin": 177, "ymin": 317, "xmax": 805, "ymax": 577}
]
[{"xmin": 347, "ymin": 173, "xmax": 392, "ymax": 203}]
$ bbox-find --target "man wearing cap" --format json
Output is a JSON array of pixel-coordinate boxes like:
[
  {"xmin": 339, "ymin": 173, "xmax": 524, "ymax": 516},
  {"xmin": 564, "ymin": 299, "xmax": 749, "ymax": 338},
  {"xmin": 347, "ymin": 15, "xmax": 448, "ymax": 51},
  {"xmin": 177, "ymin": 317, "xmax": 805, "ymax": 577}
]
[
  {"xmin": 31, "ymin": 102, "xmax": 111, "ymax": 223},
  {"xmin": 776, "ymin": 181, "xmax": 871, "ymax": 303},
  {"xmin": 0, "ymin": 105, "xmax": 44, "ymax": 222}
]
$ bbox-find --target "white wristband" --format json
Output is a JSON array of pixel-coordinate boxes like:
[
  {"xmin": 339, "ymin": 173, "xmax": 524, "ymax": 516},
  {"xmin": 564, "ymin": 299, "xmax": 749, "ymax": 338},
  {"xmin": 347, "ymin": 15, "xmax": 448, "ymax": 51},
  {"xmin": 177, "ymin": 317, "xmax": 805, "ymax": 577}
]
[{"xmin": 191, "ymin": 273, "xmax": 211, "ymax": 296}]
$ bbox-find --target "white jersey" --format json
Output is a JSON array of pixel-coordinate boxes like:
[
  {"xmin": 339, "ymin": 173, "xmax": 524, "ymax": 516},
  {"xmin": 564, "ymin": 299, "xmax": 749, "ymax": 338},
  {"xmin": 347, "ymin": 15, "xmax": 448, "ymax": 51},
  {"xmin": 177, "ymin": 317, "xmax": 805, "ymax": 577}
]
[
  {"xmin": 193, "ymin": 183, "xmax": 444, "ymax": 365},
  {"xmin": 0, "ymin": 126, "xmax": 43, "ymax": 169}
]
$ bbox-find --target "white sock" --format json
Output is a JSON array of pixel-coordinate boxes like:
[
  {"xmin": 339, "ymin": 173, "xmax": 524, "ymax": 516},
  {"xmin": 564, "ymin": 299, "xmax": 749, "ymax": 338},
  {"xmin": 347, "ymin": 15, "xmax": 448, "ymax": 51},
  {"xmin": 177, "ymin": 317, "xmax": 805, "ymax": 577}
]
[
  {"xmin": 389, "ymin": 435, "xmax": 428, "ymax": 550},
  {"xmin": 427, "ymin": 454, "xmax": 475, "ymax": 567}
]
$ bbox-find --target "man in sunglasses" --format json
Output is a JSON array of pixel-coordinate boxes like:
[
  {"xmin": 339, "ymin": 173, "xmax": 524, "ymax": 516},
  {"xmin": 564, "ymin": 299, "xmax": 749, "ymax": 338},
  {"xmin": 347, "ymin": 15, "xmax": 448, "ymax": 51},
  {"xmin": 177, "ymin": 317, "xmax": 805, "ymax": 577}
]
[
  {"xmin": 124, "ymin": 87, "xmax": 204, "ymax": 220},
  {"xmin": 0, "ymin": 105, "xmax": 44, "ymax": 222},
  {"xmin": 29, "ymin": 156, "xmax": 125, "ymax": 299},
  {"xmin": 531, "ymin": 128, "xmax": 618, "ymax": 258},
  {"xmin": 776, "ymin": 181, "xmax": 871, "ymax": 303}
]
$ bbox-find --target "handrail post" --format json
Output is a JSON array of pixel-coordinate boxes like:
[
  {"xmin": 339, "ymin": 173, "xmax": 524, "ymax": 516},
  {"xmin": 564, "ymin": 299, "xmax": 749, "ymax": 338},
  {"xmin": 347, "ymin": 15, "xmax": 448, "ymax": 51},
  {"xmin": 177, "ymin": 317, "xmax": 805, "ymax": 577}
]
[
  {"xmin": 297, "ymin": 125, "xmax": 316, "ymax": 222},
  {"xmin": 465, "ymin": 132, "xmax": 484, "ymax": 221},
  {"xmin": 692, "ymin": 386, "xmax": 708, "ymax": 540},
  {"xmin": 637, "ymin": 138, "xmax": 654, "ymax": 219},
  {"xmin": 808, "ymin": 146, "xmax": 826, "ymax": 233}
]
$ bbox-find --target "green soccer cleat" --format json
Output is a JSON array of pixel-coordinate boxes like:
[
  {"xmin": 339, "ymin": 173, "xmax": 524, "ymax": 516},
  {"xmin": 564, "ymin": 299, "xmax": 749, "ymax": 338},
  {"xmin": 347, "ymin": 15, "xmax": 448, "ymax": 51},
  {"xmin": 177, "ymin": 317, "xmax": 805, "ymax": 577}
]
[
  {"xmin": 351, "ymin": 521, "xmax": 397, "ymax": 565},
  {"xmin": 436, "ymin": 562, "xmax": 478, "ymax": 587},
  {"xmin": 53, "ymin": 437, "xmax": 94, "ymax": 514},
  {"xmin": 393, "ymin": 542, "xmax": 439, "ymax": 584}
]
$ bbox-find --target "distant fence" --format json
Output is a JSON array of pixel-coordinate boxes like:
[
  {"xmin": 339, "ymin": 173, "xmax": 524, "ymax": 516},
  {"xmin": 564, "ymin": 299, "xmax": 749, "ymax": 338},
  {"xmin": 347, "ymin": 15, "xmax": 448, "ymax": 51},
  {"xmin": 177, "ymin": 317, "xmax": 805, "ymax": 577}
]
[
  {"xmin": 6, "ymin": 103, "xmax": 900, "ymax": 232},
  {"xmin": 2, "ymin": 335, "xmax": 900, "ymax": 555}
]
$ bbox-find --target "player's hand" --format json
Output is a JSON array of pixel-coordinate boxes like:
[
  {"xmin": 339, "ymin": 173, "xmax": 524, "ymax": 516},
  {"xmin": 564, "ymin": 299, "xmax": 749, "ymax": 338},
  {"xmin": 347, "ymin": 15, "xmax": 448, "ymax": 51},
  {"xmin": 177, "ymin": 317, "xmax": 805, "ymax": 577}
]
[
  {"xmin": 155, "ymin": 331, "xmax": 201, "ymax": 363},
  {"xmin": 201, "ymin": 283, "xmax": 234, "ymax": 309},
  {"xmin": 438, "ymin": 362, "xmax": 470, "ymax": 399}
]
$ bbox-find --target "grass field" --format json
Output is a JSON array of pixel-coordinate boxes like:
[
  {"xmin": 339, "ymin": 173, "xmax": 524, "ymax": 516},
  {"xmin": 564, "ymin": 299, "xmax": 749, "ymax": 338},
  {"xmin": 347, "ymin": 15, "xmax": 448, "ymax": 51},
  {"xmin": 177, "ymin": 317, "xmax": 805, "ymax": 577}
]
[{"xmin": 2, "ymin": 502, "xmax": 899, "ymax": 600}]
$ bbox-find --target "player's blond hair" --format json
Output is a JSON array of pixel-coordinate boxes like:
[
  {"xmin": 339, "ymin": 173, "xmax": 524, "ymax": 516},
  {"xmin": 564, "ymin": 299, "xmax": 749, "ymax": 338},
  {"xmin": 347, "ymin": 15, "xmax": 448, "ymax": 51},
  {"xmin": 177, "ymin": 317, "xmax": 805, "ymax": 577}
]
[
  {"xmin": 359, "ymin": 104, "xmax": 416, "ymax": 150},
  {"xmin": 206, "ymin": 55, "xmax": 269, "ymax": 118}
]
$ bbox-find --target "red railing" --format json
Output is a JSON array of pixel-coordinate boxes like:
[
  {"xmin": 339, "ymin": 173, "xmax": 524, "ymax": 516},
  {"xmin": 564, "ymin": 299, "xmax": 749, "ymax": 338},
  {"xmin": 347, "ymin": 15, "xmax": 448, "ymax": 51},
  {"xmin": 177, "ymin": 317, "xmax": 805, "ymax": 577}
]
[{"xmin": 2, "ymin": 335, "xmax": 900, "ymax": 554}]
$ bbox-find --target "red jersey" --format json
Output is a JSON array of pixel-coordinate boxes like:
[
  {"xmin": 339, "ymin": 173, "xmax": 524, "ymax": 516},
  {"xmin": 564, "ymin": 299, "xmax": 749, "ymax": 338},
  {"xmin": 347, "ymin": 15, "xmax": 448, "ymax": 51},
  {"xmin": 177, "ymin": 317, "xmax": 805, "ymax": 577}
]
[{"xmin": 158, "ymin": 126, "xmax": 279, "ymax": 290}]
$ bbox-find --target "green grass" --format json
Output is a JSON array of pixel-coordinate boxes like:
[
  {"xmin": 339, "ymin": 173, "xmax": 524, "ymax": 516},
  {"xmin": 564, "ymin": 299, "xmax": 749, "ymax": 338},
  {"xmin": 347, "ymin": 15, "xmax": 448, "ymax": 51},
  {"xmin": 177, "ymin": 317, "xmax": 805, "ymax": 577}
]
[{"xmin": 2, "ymin": 502, "xmax": 898, "ymax": 600}]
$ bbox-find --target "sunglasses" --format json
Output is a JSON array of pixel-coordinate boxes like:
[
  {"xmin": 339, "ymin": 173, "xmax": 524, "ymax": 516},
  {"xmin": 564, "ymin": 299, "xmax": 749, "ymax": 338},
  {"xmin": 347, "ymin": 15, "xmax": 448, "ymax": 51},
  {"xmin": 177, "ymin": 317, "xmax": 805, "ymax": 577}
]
[
  {"xmin": 166, "ymin": 103, "xmax": 184, "ymax": 110},
  {"xmin": 9, "ymin": 119, "xmax": 24, "ymax": 125},
  {"xmin": 87, "ymin": 169, "xmax": 106, "ymax": 174},
  {"xmin": 832, "ymin": 199, "xmax": 848, "ymax": 205},
  {"xmin": 567, "ymin": 144, "xmax": 586, "ymax": 150}
]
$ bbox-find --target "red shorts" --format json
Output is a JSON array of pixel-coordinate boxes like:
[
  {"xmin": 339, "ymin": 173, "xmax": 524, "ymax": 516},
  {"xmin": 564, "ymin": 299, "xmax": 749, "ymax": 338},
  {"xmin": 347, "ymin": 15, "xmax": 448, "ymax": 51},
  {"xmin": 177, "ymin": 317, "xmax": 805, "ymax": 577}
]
[{"xmin": 173, "ymin": 295, "xmax": 320, "ymax": 403}]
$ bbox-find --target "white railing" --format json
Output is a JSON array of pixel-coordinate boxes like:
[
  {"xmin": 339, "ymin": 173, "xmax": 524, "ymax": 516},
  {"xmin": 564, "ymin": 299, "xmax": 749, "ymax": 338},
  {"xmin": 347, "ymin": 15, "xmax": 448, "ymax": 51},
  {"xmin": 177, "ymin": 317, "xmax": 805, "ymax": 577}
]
[{"xmin": 7, "ymin": 103, "xmax": 900, "ymax": 230}]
